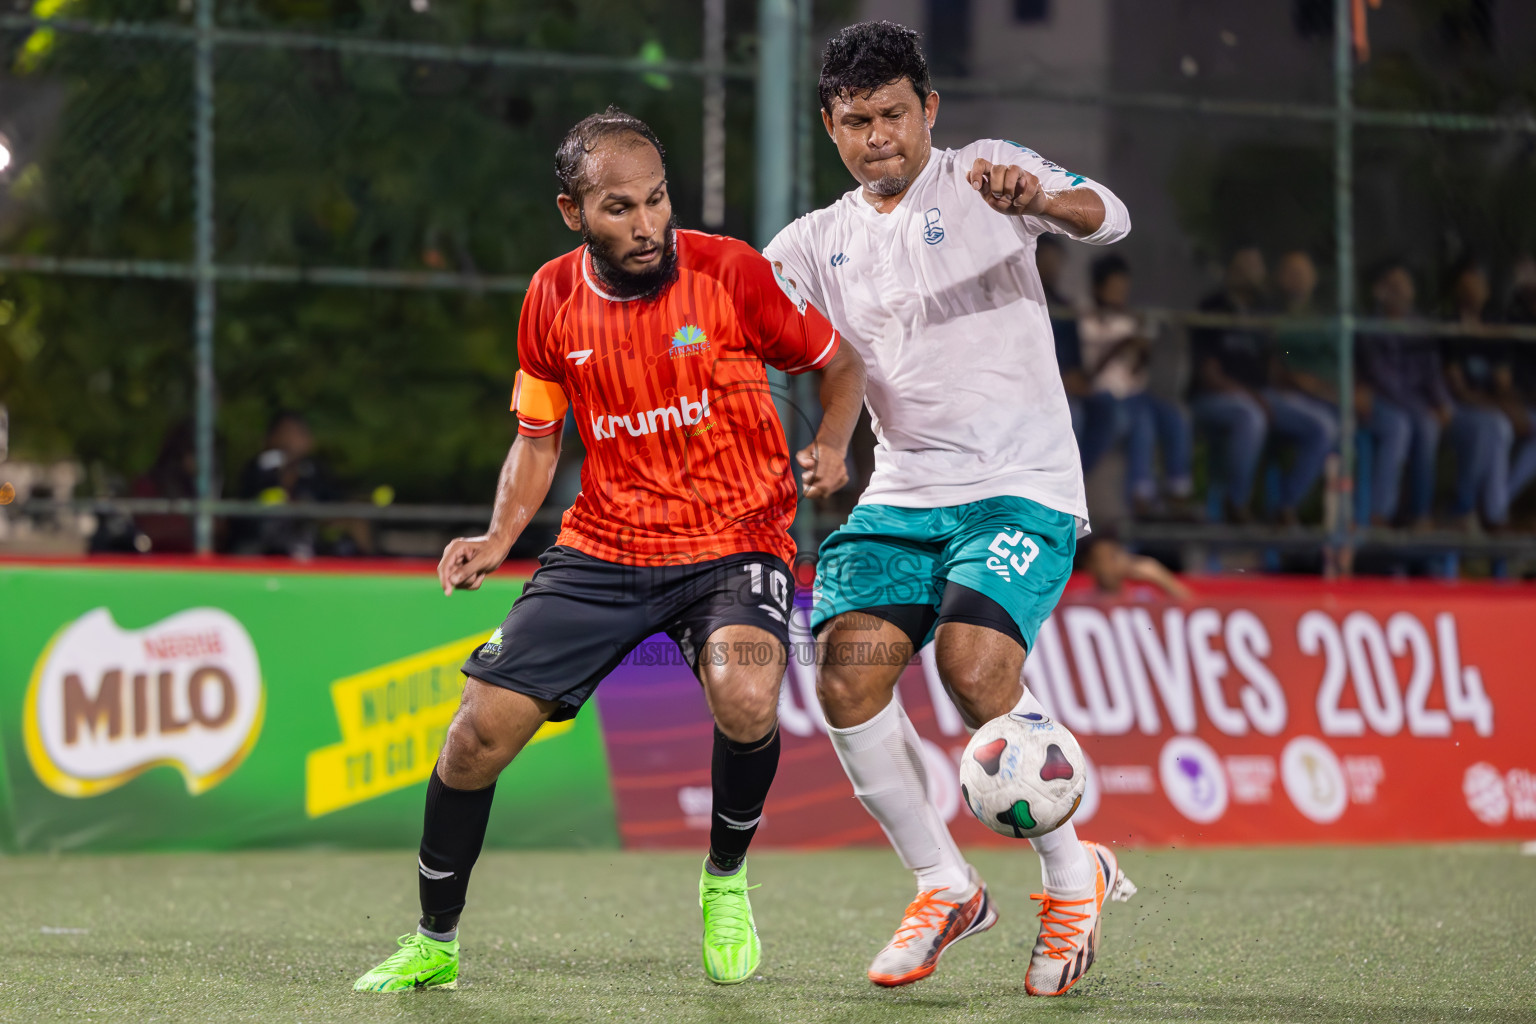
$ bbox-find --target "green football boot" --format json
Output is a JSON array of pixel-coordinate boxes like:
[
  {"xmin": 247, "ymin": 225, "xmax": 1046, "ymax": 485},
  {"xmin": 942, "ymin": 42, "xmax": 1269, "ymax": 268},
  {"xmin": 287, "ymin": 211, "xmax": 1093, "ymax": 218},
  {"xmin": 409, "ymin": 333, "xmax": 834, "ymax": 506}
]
[
  {"xmin": 699, "ymin": 859, "xmax": 762, "ymax": 985},
  {"xmin": 353, "ymin": 932, "xmax": 459, "ymax": 993}
]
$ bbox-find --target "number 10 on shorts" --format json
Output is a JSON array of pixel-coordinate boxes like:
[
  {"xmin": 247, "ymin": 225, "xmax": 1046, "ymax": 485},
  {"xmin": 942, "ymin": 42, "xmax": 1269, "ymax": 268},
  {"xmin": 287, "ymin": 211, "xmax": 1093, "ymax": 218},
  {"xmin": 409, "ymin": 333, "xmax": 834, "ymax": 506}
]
[
  {"xmin": 987, "ymin": 530, "xmax": 1039, "ymax": 582},
  {"xmin": 743, "ymin": 562, "xmax": 792, "ymax": 611}
]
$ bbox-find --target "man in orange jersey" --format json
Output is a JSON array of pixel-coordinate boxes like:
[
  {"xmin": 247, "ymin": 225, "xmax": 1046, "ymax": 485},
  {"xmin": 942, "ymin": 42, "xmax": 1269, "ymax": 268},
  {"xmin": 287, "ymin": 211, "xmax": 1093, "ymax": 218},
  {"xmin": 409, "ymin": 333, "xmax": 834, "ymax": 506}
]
[{"xmin": 354, "ymin": 108, "xmax": 866, "ymax": 994}]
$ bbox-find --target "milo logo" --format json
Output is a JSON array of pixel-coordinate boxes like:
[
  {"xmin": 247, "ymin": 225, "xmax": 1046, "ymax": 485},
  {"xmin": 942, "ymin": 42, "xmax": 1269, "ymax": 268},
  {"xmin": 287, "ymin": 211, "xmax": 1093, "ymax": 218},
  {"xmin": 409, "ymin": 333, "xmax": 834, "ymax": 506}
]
[{"xmin": 24, "ymin": 608, "xmax": 264, "ymax": 797}]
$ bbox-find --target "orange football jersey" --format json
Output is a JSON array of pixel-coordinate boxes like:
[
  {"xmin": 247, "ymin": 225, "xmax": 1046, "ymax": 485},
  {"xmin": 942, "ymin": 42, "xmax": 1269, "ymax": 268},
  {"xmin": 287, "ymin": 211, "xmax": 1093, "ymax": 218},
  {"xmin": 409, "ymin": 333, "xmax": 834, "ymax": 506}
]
[{"xmin": 512, "ymin": 230, "xmax": 840, "ymax": 567}]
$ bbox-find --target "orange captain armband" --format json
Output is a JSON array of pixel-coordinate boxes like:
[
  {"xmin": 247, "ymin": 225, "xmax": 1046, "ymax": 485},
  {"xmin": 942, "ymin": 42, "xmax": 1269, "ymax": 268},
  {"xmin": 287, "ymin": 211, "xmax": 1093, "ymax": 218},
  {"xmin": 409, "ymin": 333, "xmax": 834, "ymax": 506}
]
[{"xmin": 511, "ymin": 369, "xmax": 569, "ymax": 436}]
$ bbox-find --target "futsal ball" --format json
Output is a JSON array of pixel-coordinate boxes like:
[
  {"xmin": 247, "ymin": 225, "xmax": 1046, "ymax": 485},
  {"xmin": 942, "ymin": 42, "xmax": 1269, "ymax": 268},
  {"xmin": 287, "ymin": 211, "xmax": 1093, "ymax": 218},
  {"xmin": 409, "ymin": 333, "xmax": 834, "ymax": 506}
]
[{"xmin": 959, "ymin": 711, "xmax": 1087, "ymax": 839}]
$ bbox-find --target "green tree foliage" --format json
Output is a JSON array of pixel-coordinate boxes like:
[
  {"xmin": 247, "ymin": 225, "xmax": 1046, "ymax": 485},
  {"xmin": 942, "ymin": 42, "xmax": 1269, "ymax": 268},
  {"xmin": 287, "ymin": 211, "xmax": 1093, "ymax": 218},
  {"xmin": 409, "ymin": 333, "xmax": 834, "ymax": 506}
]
[{"xmin": 0, "ymin": 0, "xmax": 783, "ymax": 501}]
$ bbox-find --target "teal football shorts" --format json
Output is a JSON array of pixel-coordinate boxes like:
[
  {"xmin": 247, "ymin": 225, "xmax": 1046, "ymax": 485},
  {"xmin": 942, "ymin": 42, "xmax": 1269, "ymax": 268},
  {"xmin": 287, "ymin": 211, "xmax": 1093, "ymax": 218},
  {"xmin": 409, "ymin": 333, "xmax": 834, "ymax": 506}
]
[{"xmin": 811, "ymin": 495, "xmax": 1078, "ymax": 651}]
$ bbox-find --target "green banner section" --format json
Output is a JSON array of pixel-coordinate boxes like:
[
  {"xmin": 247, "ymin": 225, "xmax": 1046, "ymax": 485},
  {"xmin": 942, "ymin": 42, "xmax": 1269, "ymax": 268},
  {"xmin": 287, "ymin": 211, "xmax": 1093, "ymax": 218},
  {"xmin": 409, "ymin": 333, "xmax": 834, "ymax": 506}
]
[{"xmin": 0, "ymin": 564, "xmax": 619, "ymax": 853}]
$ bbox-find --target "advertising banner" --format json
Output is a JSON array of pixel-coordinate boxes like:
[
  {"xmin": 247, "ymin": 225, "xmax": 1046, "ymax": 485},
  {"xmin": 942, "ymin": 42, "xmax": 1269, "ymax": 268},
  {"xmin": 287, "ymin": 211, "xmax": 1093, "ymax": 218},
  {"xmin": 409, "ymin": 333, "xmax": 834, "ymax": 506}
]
[
  {"xmin": 600, "ymin": 578, "xmax": 1536, "ymax": 850},
  {"xmin": 0, "ymin": 562, "xmax": 616, "ymax": 853},
  {"xmin": 3, "ymin": 561, "xmax": 1533, "ymax": 853}
]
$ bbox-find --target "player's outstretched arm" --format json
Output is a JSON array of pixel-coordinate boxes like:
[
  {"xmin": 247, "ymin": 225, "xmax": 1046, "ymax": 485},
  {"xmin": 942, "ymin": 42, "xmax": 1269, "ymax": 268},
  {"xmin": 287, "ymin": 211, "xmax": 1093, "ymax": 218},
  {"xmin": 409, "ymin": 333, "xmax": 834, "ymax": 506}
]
[
  {"xmin": 437, "ymin": 431, "xmax": 561, "ymax": 595},
  {"xmin": 797, "ymin": 343, "xmax": 866, "ymax": 499}
]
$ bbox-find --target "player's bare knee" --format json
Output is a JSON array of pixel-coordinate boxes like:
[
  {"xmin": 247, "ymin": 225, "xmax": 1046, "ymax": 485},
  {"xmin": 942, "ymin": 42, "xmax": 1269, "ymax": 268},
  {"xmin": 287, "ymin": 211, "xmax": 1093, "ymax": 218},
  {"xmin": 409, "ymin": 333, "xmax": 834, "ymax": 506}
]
[
  {"xmin": 814, "ymin": 662, "xmax": 864, "ymax": 716},
  {"xmin": 935, "ymin": 654, "xmax": 1019, "ymax": 727},
  {"xmin": 714, "ymin": 681, "xmax": 779, "ymax": 742},
  {"xmin": 439, "ymin": 712, "xmax": 510, "ymax": 785}
]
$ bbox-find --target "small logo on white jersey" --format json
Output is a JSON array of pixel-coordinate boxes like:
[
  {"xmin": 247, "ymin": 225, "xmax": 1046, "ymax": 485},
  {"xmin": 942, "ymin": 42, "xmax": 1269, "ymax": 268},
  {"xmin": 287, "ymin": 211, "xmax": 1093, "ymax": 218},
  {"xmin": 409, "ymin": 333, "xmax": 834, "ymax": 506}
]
[
  {"xmin": 590, "ymin": 390, "xmax": 711, "ymax": 441},
  {"xmin": 986, "ymin": 529, "xmax": 1039, "ymax": 582},
  {"xmin": 922, "ymin": 207, "xmax": 945, "ymax": 245},
  {"xmin": 829, "ymin": 252, "xmax": 849, "ymax": 268},
  {"xmin": 567, "ymin": 349, "xmax": 594, "ymax": 365}
]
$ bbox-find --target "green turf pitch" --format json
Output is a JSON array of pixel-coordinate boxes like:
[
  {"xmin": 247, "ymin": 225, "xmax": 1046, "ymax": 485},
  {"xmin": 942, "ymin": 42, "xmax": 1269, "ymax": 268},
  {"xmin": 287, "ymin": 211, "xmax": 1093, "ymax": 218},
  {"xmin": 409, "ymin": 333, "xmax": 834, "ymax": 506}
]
[{"xmin": 4, "ymin": 846, "xmax": 1534, "ymax": 1023}]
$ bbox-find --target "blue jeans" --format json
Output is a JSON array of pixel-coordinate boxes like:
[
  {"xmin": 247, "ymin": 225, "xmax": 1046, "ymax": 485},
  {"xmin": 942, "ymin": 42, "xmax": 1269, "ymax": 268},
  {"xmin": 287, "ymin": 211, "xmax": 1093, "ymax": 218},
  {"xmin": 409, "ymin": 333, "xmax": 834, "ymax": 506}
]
[
  {"xmin": 1191, "ymin": 389, "xmax": 1338, "ymax": 510},
  {"xmin": 1448, "ymin": 405, "xmax": 1513, "ymax": 523},
  {"xmin": 1363, "ymin": 401, "xmax": 1412, "ymax": 522},
  {"xmin": 1115, "ymin": 392, "xmax": 1193, "ymax": 501},
  {"xmin": 1378, "ymin": 400, "xmax": 1513, "ymax": 522}
]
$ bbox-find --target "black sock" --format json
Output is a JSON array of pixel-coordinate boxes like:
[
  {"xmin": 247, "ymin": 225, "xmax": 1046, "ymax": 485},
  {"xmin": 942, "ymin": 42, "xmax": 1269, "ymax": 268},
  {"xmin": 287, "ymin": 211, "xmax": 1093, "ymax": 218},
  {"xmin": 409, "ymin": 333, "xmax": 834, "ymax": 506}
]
[
  {"xmin": 417, "ymin": 767, "xmax": 496, "ymax": 937},
  {"xmin": 708, "ymin": 723, "xmax": 780, "ymax": 873}
]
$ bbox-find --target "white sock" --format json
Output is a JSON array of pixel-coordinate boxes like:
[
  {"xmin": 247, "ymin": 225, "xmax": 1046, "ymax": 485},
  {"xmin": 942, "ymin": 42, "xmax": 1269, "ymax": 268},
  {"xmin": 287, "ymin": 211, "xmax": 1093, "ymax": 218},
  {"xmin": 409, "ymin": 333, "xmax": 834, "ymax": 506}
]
[
  {"xmin": 1031, "ymin": 821, "xmax": 1091, "ymax": 893},
  {"xmin": 827, "ymin": 697, "xmax": 972, "ymax": 894},
  {"xmin": 1012, "ymin": 687, "xmax": 1094, "ymax": 893}
]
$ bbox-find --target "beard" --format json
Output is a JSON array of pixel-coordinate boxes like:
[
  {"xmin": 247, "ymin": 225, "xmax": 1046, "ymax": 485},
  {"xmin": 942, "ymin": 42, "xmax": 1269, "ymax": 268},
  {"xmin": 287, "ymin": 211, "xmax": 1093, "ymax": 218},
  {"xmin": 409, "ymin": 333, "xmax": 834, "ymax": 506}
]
[
  {"xmin": 584, "ymin": 213, "xmax": 679, "ymax": 301},
  {"xmin": 867, "ymin": 173, "xmax": 911, "ymax": 196}
]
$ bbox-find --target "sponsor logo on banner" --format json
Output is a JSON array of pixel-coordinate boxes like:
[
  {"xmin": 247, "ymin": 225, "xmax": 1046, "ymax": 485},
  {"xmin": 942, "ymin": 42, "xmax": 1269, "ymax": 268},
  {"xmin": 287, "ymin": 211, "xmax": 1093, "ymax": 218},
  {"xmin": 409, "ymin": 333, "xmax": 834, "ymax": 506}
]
[
  {"xmin": 1343, "ymin": 755, "xmax": 1384, "ymax": 804},
  {"xmin": 304, "ymin": 633, "xmax": 572, "ymax": 817},
  {"xmin": 1159, "ymin": 736, "xmax": 1228, "ymax": 823},
  {"xmin": 1224, "ymin": 755, "xmax": 1277, "ymax": 804},
  {"xmin": 1463, "ymin": 762, "xmax": 1536, "ymax": 827},
  {"xmin": 24, "ymin": 608, "xmax": 264, "ymax": 797},
  {"xmin": 1281, "ymin": 736, "xmax": 1347, "ymax": 824}
]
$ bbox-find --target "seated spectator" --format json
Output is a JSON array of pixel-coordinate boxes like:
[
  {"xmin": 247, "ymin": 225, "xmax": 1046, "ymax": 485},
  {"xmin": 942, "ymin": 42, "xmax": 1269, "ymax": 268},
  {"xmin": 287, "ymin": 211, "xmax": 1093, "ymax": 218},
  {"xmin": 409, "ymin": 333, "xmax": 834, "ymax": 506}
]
[
  {"xmin": 1271, "ymin": 250, "xmax": 1402, "ymax": 527},
  {"xmin": 1078, "ymin": 254, "xmax": 1193, "ymax": 517},
  {"xmin": 1442, "ymin": 259, "xmax": 1521, "ymax": 529},
  {"xmin": 131, "ymin": 420, "xmax": 206, "ymax": 554},
  {"xmin": 1498, "ymin": 258, "xmax": 1536, "ymax": 512},
  {"xmin": 1036, "ymin": 233, "xmax": 1114, "ymax": 471},
  {"xmin": 1077, "ymin": 531, "xmax": 1191, "ymax": 600},
  {"xmin": 1189, "ymin": 246, "xmax": 1337, "ymax": 524},
  {"xmin": 230, "ymin": 411, "xmax": 338, "ymax": 557},
  {"xmin": 1506, "ymin": 255, "xmax": 1536, "ymax": 325},
  {"xmin": 1357, "ymin": 260, "xmax": 1507, "ymax": 530}
]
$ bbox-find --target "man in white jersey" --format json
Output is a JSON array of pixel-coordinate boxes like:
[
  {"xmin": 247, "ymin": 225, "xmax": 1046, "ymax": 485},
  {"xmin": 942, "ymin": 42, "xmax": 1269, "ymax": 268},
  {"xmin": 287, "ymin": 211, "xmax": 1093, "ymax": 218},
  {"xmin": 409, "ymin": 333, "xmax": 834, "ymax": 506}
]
[{"xmin": 766, "ymin": 21, "xmax": 1136, "ymax": 995}]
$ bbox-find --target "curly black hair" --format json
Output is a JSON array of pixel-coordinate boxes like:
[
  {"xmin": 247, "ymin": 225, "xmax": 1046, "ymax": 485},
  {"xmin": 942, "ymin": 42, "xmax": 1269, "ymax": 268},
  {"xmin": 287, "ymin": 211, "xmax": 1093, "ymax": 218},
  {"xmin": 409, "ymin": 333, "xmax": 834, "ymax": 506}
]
[
  {"xmin": 818, "ymin": 21, "xmax": 931, "ymax": 115},
  {"xmin": 554, "ymin": 106, "xmax": 667, "ymax": 203}
]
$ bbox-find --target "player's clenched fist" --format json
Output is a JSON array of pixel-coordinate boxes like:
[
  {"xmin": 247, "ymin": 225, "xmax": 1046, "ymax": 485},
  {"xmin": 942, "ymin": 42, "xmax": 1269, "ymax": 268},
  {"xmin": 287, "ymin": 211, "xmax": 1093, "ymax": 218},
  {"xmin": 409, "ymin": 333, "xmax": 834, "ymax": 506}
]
[
  {"xmin": 967, "ymin": 158, "xmax": 1050, "ymax": 215},
  {"xmin": 797, "ymin": 441, "xmax": 849, "ymax": 500},
  {"xmin": 437, "ymin": 534, "xmax": 510, "ymax": 595}
]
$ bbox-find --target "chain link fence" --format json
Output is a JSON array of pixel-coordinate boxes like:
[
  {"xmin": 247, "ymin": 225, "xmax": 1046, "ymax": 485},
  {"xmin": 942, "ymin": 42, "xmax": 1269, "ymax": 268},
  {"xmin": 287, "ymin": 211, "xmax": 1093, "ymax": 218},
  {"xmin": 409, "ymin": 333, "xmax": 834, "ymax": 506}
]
[{"xmin": 2, "ymin": 1, "xmax": 1535, "ymax": 575}]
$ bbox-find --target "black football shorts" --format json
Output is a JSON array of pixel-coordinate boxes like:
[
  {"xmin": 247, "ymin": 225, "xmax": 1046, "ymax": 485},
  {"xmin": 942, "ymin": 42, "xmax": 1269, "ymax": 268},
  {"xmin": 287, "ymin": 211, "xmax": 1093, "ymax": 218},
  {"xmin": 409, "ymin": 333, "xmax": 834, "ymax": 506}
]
[{"xmin": 462, "ymin": 545, "xmax": 795, "ymax": 721}]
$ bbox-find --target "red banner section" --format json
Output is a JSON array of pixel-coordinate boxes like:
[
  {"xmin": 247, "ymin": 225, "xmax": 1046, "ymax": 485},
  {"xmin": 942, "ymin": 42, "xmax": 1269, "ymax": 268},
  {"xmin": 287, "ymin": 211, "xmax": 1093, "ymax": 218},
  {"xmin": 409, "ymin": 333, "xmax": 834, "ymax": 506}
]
[{"xmin": 595, "ymin": 578, "xmax": 1536, "ymax": 849}]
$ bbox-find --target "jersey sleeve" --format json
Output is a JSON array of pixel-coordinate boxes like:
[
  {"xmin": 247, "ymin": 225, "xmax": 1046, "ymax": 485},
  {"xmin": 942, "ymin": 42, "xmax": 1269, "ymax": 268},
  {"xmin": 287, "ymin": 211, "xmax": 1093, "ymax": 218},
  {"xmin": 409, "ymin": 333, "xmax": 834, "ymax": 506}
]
[
  {"xmin": 728, "ymin": 243, "xmax": 841, "ymax": 375},
  {"xmin": 762, "ymin": 218, "xmax": 827, "ymax": 318},
  {"xmin": 511, "ymin": 265, "xmax": 570, "ymax": 437},
  {"xmin": 968, "ymin": 139, "xmax": 1131, "ymax": 246}
]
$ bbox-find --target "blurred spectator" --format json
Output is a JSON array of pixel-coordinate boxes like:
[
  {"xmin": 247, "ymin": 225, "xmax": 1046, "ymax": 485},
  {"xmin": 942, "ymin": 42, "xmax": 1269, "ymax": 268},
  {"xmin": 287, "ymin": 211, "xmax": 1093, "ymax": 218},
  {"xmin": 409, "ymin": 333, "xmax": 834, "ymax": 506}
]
[
  {"xmin": 1037, "ymin": 234, "xmax": 1114, "ymax": 471},
  {"xmin": 1077, "ymin": 254, "xmax": 1193, "ymax": 516},
  {"xmin": 131, "ymin": 420, "xmax": 204, "ymax": 553},
  {"xmin": 1189, "ymin": 246, "xmax": 1337, "ymax": 524},
  {"xmin": 1506, "ymin": 255, "xmax": 1536, "ymax": 325},
  {"xmin": 1497, "ymin": 258, "xmax": 1536, "ymax": 512},
  {"xmin": 89, "ymin": 419, "xmax": 222, "ymax": 553},
  {"xmin": 1442, "ymin": 260, "xmax": 1524, "ymax": 529},
  {"xmin": 1357, "ymin": 261, "xmax": 1507, "ymax": 530},
  {"xmin": 231, "ymin": 411, "xmax": 339, "ymax": 557},
  {"xmin": 1077, "ymin": 531, "xmax": 1191, "ymax": 600},
  {"xmin": 1270, "ymin": 250, "xmax": 1407, "ymax": 527}
]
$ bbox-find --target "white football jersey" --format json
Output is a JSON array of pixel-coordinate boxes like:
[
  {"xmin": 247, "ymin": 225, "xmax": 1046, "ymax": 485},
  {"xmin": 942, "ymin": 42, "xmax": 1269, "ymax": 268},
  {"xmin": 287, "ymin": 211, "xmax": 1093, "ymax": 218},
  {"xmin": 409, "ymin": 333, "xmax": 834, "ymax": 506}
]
[{"xmin": 764, "ymin": 139, "xmax": 1130, "ymax": 526}]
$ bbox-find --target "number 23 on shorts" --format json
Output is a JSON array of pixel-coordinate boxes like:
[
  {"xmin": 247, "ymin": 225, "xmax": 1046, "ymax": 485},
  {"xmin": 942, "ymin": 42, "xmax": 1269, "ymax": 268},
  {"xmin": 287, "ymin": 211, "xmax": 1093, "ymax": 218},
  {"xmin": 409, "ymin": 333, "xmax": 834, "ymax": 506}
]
[{"xmin": 986, "ymin": 530, "xmax": 1039, "ymax": 583}]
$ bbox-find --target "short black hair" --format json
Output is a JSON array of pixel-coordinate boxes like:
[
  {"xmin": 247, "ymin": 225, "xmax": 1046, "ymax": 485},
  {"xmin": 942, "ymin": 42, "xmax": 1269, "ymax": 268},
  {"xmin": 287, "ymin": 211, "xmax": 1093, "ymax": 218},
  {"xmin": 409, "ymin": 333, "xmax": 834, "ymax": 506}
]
[
  {"xmin": 1092, "ymin": 253, "xmax": 1130, "ymax": 289},
  {"xmin": 1367, "ymin": 257, "xmax": 1414, "ymax": 285},
  {"xmin": 554, "ymin": 106, "xmax": 666, "ymax": 203},
  {"xmin": 818, "ymin": 21, "xmax": 931, "ymax": 115}
]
